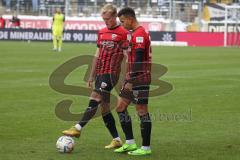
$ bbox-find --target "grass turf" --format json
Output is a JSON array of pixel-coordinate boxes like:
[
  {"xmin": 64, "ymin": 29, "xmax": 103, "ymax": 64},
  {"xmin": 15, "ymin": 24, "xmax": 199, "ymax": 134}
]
[{"xmin": 0, "ymin": 41, "xmax": 240, "ymax": 160}]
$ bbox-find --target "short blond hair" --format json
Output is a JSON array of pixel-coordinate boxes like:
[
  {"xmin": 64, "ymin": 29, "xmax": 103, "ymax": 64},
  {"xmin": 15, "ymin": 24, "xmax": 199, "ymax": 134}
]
[{"xmin": 101, "ymin": 4, "xmax": 117, "ymax": 16}]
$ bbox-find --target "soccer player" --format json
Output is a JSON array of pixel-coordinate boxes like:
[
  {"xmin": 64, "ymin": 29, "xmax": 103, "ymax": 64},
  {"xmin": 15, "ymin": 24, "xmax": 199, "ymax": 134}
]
[
  {"xmin": 114, "ymin": 7, "xmax": 152, "ymax": 156},
  {"xmin": 62, "ymin": 4, "xmax": 129, "ymax": 149},
  {"xmin": 10, "ymin": 15, "xmax": 20, "ymax": 29},
  {"xmin": 0, "ymin": 16, "xmax": 5, "ymax": 29},
  {"xmin": 52, "ymin": 8, "xmax": 65, "ymax": 52}
]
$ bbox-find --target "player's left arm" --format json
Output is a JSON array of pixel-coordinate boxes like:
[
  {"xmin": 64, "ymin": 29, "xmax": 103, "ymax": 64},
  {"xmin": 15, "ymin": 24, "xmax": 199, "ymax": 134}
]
[
  {"xmin": 132, "ymin": 48, "xmax": 144, "ymax": 73},
  {"xmin": 130, "ymin": 34, "xmax": 146, "ymax": 80},
  {"xmin": 128, "ymin": 48, "xmax": 144, "ymax": 86},
  {"xmin": 87, "ymin": 48, "xmax": 99, "ymax": 88}
]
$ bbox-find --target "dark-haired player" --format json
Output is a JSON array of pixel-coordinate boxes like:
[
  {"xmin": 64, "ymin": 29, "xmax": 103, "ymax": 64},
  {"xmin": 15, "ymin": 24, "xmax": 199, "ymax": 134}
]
[{"xmin": 114, "ymin": 7, "xmax": 152, "ymax": 156}]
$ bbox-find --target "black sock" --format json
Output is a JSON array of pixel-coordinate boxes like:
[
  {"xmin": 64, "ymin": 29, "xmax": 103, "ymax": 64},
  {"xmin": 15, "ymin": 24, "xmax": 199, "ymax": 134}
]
[
  {"xmin": 78, "ymin": 99, "xmax": 100, "ymax": 127},
  {"xmin": 117, "ymin": 110, "xmax": 134, "ymax": 140},
  {"xmin": 139, "ymin": 113, "xmax": 152, "ymax": 146},
  {"xmin": 102, "ymin": 112, "xmax": 119, "ymax": 138}
]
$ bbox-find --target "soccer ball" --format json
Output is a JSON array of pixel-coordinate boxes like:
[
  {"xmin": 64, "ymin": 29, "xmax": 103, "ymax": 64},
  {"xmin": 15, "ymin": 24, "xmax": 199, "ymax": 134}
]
[{"xmin": 56, "ymin": 136, "xmax": 74, "ymax": 153}]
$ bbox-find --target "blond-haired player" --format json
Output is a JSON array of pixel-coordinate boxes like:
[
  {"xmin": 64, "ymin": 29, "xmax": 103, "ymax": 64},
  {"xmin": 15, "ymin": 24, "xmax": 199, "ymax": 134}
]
[{"xmin": 62, "ymin": 4, "xmax": 129, "ymax": 149}]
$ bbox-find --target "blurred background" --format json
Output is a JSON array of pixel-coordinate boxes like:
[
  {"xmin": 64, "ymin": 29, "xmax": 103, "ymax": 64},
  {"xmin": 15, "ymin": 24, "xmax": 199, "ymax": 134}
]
[
  {"xmin": 0, "ymin": 0, "xmax": 239, "ymax": 20},
  {"xmin": 0, "ymin": 0, "xmax": 240, "ymax": 46},
  {"xmin": 0, "ymin": 0, "xmax": 239, "ymax": 16}
]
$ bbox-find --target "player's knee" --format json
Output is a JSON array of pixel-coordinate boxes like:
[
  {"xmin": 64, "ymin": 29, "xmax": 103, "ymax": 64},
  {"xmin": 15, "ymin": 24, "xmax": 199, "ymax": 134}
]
[
  {"xmin": 116, "ymin": 106, "xmax": 124, "ymax": 112},
  {"xmin": 136, "ymin": 104, "xmax": 148, "ymax": 116},
  {"xmin": 116, "ymin": 97, "xmax": 129, "ymax": 112},
  {"xmin": 90, "ymin": 91, "xmax": 102, "ymax": 102},
  {"xmin": 100, "ymin": 102, "xmax": 110, "ymax": 114}
]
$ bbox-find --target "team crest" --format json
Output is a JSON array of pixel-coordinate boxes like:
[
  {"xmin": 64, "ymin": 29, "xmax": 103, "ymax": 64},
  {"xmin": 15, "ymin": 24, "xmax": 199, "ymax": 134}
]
[
  {"xmin": 101, "ymin": 82, "xmax": 107, "ymax": 88},
  {"xmin": 133, "ymin": 90, "xmax": 139, "ymax": 97},
  {"xmin": 127, "ymin": 34, "xmax": 132, "ymax": 41},
  {"xmin": 112, "ymin": 34, "xmax": 117, "ymax": 40}
]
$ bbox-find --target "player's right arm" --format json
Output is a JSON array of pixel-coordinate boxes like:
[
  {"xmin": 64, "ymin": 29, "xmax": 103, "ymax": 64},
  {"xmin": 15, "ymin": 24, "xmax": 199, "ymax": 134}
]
[
  {"xmin": 87, "ymin": 48, "xmax": 100, "ymax": 88},
  {"xmin": 51, "ymin": 15, "xmax": 55, "ymax": 30}
]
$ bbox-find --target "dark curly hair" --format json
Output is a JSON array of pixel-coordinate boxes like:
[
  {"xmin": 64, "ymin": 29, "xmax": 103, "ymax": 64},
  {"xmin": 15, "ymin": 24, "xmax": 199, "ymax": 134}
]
[{"xmin": 117, "ymin": 7, "xmax": 136, "ymax": 19}]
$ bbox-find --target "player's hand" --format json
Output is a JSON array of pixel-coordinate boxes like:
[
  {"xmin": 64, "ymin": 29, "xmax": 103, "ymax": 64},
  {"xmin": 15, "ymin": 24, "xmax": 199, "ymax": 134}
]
[
  {"xmin": 124, "ymin": 82, "xmax": 133, "ymax": 91},
  {"xmin": 87, "ymin": 80, "xmax": 93, "ymax": 89}
]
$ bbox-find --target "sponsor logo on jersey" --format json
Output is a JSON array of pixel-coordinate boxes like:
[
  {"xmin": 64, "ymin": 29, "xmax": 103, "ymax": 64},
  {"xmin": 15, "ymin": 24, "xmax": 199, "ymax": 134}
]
[
  {"xmin": 112, "ymin": 34, "xmax": 117, "ymax": 40},
  {"xmin": 136, "ymin": 37, "xmax": 144, "ymax": 43},
  {"xmin": 100, "ymin": 40, "xmax": 115, "ymax": 48}
]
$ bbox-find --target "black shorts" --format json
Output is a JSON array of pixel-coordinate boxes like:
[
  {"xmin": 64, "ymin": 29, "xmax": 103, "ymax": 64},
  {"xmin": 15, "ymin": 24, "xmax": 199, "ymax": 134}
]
[
  {"xmin": 119, "ymin": 82, "xmax": 150, "ymax": 105},
  {"xmin": 94, "ymin": 74, "xmax": 118, "ymax": 103}
]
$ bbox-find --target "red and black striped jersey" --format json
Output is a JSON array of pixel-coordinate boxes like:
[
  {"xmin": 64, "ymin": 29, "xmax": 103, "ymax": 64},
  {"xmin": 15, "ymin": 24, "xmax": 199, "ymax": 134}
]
[
  {"xmin": 127, "ymin": 26, "xmax": 152, "ymax": 84},
  {"xmin": 96, "ymin": 25, "xmax": 129, "ymax": 75}
]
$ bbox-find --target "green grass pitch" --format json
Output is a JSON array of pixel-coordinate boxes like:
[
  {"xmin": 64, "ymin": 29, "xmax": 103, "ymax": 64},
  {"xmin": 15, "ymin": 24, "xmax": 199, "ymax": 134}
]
[{"xmin": 0, "ymin": 41, "xmax": 240, "ymax": 160}]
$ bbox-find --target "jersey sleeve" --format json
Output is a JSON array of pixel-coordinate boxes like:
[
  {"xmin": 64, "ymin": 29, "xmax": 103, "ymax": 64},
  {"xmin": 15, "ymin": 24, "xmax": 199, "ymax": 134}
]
[{"xmin": 133, "ymin": 31, "xmax": 147, "ymax": 50}]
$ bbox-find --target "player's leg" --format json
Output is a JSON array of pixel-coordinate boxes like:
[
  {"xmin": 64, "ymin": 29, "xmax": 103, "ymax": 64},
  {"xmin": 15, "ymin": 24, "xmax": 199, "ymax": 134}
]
[
  {"xmin": 79, "ymin": 91, "xmax": 102, "ymax": 127},
  {"xmin": 62, "ymin": 91, "xmax": 101, "ymax": 138},
  {"xmin": 101, "ymin": 102, "xmax": 119, "ymax": 139},
  {"xmin": 63, "ymin": 74, "xmax": 104, "ymax": 137},
  {"xmin": 62, "ymin": 74, "xmax": 113, "ymax": 138},
  {"xmin": 101, "ymin": 102, "xmax": 122, "ymax": 149},
  {"xmin": 128, "ymin": 85, "xmax": 152, "ymax": 156},
  {"xmin": 52, "ymin": 33, "xmax": 57, "ymax": 51},
  {"xmin": 99, "ymin": 74, "xmax": 122, "ymax": 148},
  {"xmin": 114, "ymin": 83, "xmax": 137, "ymax": 153},
  {"xmin": 58, "ymin": 33, "xmax": 63, "ymax": 52}
]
